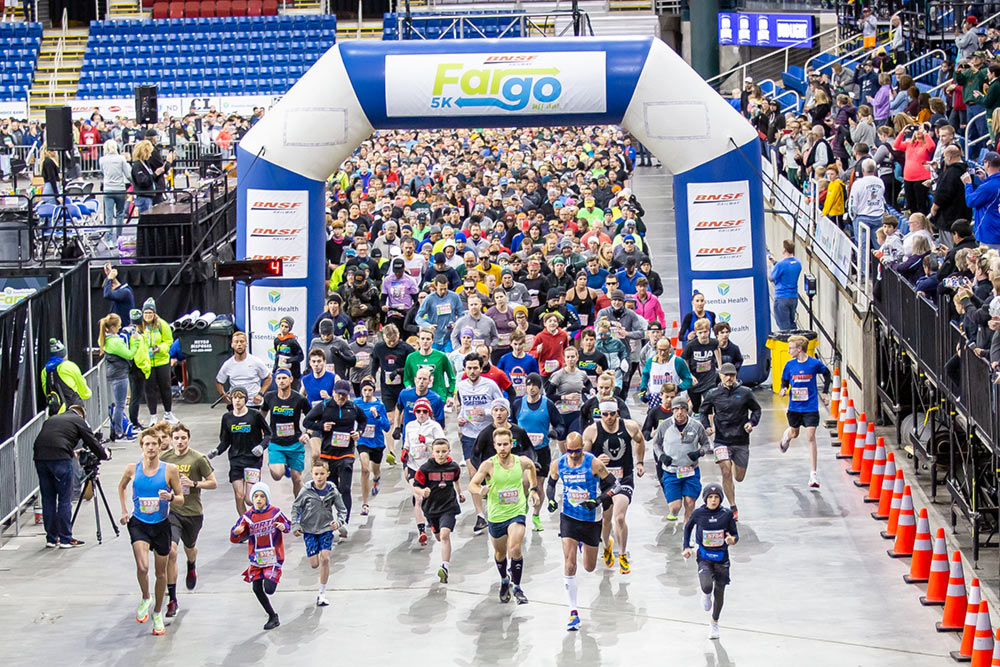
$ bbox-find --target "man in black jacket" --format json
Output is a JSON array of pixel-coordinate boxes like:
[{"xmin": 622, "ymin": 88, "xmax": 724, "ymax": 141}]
[
  {"xmin": 33, "ymin": 405, "xmax": 109, "ymax": 548},
  {"xmin": 699, "ymin": 364, "xmax": 761, "ymax": 521},
  {"xmin": 931, "ymin": 146, "xmax": 974, "ymax": 246},
  {"xmin": 937, "ymin": 219, "xmax": 978, "ymax": 281}
]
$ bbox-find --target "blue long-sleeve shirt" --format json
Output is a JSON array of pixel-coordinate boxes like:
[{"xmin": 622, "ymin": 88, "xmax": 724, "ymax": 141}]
[
  {"xmin": 355, "ymin": 398, "xmax": 391, "ymax": 449},
  {"xmin": 102, "ymin": 280, "xmax": 134, "ymax": 323},
  {"xmin": 683, "ymin": 504, "xmax": 739, "ymax": 562},
  {"xmin": 966, "ymin": 172, "xmax": 1000, "ymax": 244},
  {"xmin": 889, "ymin": 89, "xmax": 910, "ymax": 115},
  {"xmin": 769, "ymin": 256, "xmax": 802, "ymax": 298},
  {"xmin": 397, "ymin": 387, "xmax": 446, "ymax": 429},
  {"xmin": 416, "ymin": 291, "xmax": 465, "ymax": 347}
]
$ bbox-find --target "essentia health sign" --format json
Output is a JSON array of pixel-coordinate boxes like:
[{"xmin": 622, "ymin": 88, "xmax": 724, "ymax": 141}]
[{"xmin": 687, "ymin": 180, "xmax": 753, "ymax": 271}]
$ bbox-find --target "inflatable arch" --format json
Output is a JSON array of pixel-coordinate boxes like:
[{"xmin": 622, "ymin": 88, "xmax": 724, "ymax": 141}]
[{"xmin": 236, "ymin": 36, "xmax": 770, "ymax": 382}]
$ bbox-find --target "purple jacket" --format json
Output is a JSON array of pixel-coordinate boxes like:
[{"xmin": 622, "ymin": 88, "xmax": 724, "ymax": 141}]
[{"xmin": 870, "ymin": 84, "xmax": 892, "ymax": 121}]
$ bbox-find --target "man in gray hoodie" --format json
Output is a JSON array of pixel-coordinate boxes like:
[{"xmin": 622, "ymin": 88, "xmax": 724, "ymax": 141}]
[
  {"xmin": 450, "ymin": 293, "xmax": 499, "ymax": 351},
  {"xmin": 652, "ymin": 397, "xmax": 710, "ymax": 523}
]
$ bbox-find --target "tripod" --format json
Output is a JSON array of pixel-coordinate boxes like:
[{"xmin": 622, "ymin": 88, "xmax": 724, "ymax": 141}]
[{"xmin": 71, "ymin": 466, "xmax": 121, "ymax": 544}]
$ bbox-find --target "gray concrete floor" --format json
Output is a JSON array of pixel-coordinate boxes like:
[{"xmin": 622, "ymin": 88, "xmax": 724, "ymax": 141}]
[{"xmin": 0, "ymin": 168, "xmax": 962, "ymax": 665}]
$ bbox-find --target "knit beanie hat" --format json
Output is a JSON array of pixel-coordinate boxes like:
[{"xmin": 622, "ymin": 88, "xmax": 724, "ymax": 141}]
[
  {"xmin": 129, "ymin": 308, "xmax": 143, "ymax": 324},
  {"xmin": 249, "ymin": 482, "xmax": 271, "ymax": 506},
  {"xmin": 142, "ymin": 297, "xmax": 156, "ymax": 313},
  {"xmin": 49, "ymin": 338, "xmax": 66, "ymax": 356}
]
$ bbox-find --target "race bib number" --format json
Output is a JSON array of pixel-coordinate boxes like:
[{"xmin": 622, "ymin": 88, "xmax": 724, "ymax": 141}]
[
  {"xmin": 702, "ymin": 529, "xmax": 725, "ymax": 548},
  {"xmin": 544, "ymin": 359, "xmax": 560, "ymax": 373},
  {"xmin": 714, "ymin": 446, "xmax": 730, "ymax": 462},
  {"xmin": 530, "ymin": 293, "xmax": 540, "ymax": 308},
  {"xmin": 331, "ymin": 431, "xmax": 351, "ymax": 448},
  {"xmin": 791, "ymin": 386, "xmax": 809, "ymax": 402},
  {"xmin": 436, "ymin": 303, "xmax": 452, "ymax": 316},
  {"xmin": 676, "ymin": 466, "xmax": 695, "ymax": 479},
  {"xmin": 277, "ymin": 355, "xmax": 290, "ymax": 369},
  {"xmin": 498, "ymin": 488, "xmax": 520, "ymax": 505},
  {"xmin": 696, "ymin": 360, "xmax": 712, "ymax": 373},
  {"xmin": 466, "ymin": 406, "xmax": 486, "ymax": 420},
  {"xmin": 411, "ymin": 442, "xmax": 428, "ymax": 459},
  {"xmin": 558, "ymin": 394, "xmax": 581, "ymax": 413},
  {"xmin": 528, "ymin": 432, "xmax": 545, "ymax": 447},
  {"xmin": 325, "ymin": 363, "xmax": 336, "ymax": 375},
  {"xmin": 276, "ymin": 422, "xmax": 295, "ymax": 438},
  {"xmin": 567, "ymin": 488, "xmax": 589, "ymax": 505},
  {"xmin": 608, "ymin": 466, "xmax": 623, "ymax": 479},
  {"xmin": 498, "ymin": 332, "xmax": 512, "ymax": 347},
  {"xmin": 525, "ymin": 335, "xmax": 535, "ymax": 349},
  {"xmin": 244, "ymin": 468, "xmax": 261, "ymax": 484},
  {"xmin": 472, "ymin": 338, "xmax": 484, "ymax": 349},
  {"xmin": 255, "ymin": 546, "xmax": 278, "ymax": 566},
  {"xmin": 356, "ymin": 351, "xmax": 371, "ymax": 366},
  {"xmin": 363, "ymin": 424, "xmax": 376, "ymax": 438},
  {"xmin": 139, "ymin": 497, "xmax": 160, "ymax": 514}
]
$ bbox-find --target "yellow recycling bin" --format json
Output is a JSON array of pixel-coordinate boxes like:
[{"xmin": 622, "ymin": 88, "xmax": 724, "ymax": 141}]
[{"xmin": 765, "ymin": 331, "xmax": 820, "ymax": 395}]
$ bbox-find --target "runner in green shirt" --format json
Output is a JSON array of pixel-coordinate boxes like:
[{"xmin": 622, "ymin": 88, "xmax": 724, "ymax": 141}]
[
  {"xmin": 468, "ymin": 428, "xmax": 539, "ymax": 605},
  {"xmin": 403, "ymin": 328, "xmax": 457, "ymax": 404}
]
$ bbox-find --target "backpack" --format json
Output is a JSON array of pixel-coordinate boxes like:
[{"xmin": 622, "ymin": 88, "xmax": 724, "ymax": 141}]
[
  {"xmin": 108, "ymin": 404, "xmax": 135, "ymax": 439},
  {"xmin": 45, "ymin": 367, "xmax": 66, "ymax": 416}
]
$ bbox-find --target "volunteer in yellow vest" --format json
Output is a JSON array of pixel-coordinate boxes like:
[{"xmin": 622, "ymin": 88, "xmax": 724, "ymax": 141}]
[
  {"xmin": 139, "ymin": 298, "xmax": 176, "ymax": 425},
  {"xmin": 41, "ymin": 338, "xmax": 91, "ymax": 416},
  {"xmin": 468, "ymin": 428, "xmax": 539, "ymax": 606}
]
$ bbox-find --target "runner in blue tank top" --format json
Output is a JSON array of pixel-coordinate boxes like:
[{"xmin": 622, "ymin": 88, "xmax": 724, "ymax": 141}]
[
  {"xmin": 545, "ymin": 433, "xmax": 616, "ymax": 632},
  {"xmin": 513, "ymin": 372, "xmax": 561, "ymax": 531},
  {"xmin": 118, "ymin": 428, "xmax": 184, "ymax": 636}
]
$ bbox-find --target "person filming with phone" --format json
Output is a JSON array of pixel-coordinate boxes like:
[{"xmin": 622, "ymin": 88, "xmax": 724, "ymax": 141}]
[{"xmin": 962, "ymin": 150, "xmax": 1000, "ymax": 249}]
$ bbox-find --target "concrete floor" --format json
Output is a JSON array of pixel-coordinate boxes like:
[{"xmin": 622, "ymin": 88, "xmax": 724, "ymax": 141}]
[{"xmin": 0, "ymin": 168, "xmax": 963, "ymax": 665}]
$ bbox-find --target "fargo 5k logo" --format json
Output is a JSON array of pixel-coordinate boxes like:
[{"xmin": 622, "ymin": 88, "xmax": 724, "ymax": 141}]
[{"xmin": 431, "ymin": 54, "xmax": 563, "ymax": 112}]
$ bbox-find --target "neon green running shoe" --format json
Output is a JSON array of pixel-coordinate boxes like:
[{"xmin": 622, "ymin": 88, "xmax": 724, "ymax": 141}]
[
  {"xmin": 136, "ymin": 597, "xmax": 152, "ymax": 623},
  {"xmin": 151, "ymin": 612, "xmax": 165, "ymax": 635},
  {"xmin": 532, "ymin": 515, "xmax": 544, "ymax": 532}
]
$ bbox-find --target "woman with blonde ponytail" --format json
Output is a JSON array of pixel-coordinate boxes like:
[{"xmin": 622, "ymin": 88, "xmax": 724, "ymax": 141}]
[{"xmin": 100, "ymin": 313, "xmax": 136, "ymax": 441}]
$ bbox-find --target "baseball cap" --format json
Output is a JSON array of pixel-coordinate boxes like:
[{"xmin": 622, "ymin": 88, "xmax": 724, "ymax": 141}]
[
  {"xmin": 334, "ymin": 380, "xmax": 352, "ymax": 394},
  {"xmin": 547, "ymin": 287, "xmax": 562, "ymax": 301},
  {"xmin": 392, "ymin": 257, "xmax": 405, "ymax": 269},
  {"xmin": 720, "ymin": 363, "xmax": 738, "ymax": 375},
  {"xmin": 610, "ymin": 289, "xmax": 625, "ymax": 301},
  {"xmin": 671, "ymin": 396, "xmax": 689, "ymax": 409}
]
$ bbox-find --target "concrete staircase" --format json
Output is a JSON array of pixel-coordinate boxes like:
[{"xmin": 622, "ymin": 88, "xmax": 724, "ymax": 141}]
[
  {"xmin": 108, "ymin": 0, "xmax": 152, "ymax": 19},
  {"xmin": 28, "ymin": 28, "xmax": 88, "ymax": 120}
]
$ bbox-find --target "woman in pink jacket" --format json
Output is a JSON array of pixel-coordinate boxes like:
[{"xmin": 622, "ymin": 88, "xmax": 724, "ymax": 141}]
[
  {"xmin": 633, "ymin": 276, "xmax": 665, "ymax": 327},
  {"xmin": 893, "ymin": 124, "xmax": 935, "ymax": 214}
]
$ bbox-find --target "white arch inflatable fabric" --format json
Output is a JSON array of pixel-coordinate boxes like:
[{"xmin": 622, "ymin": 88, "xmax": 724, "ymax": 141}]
[{"xmin": 236, "ymin": 36, "xmax": 772, "ymax": 382}]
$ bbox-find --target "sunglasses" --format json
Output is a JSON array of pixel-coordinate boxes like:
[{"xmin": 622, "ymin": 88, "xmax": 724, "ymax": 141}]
[
  {"xmin": 600, "ymin": 411, "xmax": 618, "ymax": 417},
  {"xmin": 567, "ymin": 449, "xmax": 584, "ymax": 456},
  {"xmin": 415, "ymin": 408, "xmax": 430, "ymax": 414}
]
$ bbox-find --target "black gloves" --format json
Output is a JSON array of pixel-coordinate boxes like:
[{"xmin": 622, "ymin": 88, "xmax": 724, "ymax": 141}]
[{"xmin": 659, "ymin": 453, "xmax": 672, "ymax": 467}]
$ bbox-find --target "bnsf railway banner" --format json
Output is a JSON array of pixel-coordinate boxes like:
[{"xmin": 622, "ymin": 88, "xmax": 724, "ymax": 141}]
[
  {"xmin": 244, "ymin": 189, "xmax": 309, "ymax": 279},
  {"xmin": 686, "ymin": 180, "xmax": 752, "ymax": 272}
]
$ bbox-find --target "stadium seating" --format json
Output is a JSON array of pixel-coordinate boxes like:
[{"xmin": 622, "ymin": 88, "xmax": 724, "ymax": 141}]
[
  {"xmin": 152, "ymin": 0, "xmax": 278, "ymax": 19},
  {"xmin": 382, "ymin": 10, "xmax": 525, "ymax": 40},
  {"xmin": 77, "ymin": 15, "xmax": 335, "ymax": 98},
  {"xmin": 0, "ymin": 22, "xmax": 43, "ymax": 102}
]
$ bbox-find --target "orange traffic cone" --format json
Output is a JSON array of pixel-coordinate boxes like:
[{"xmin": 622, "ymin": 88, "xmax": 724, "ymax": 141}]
[
  {"xmin": 953, "ymin": 587, "xmax": 983, "ymax": 662},
  {"xmin": 834, "ymin": 382, "xmax": 848, "ymax": 443},
  {"xmin": 990, "ymin": 627, "xmax": 1000, "ymax": 666},
  {"xmin": 826, "ymin": 368, "xmax": 840, "ymax": 429},
  {"xmin": 970, "ymin": 600, "xmax": 994, "ymax": 667},
  {"xmin": 880, "ymin": 471, "xmax": 905, "ymax": 538},
  {"xmin": 866, "ymin": 438, "xmax": 887, "ymax": 502},
  {"xmin": 872, "ymin": 453, "xmax": 896, "ymax": 518},
  {"xmin": 855, "ymin": 427, "xmax": 877, "ymax": 485},
  {"xmin": 904, "ymin": 508, "xmax": 932, "ymax": 583},
  {"xmin": 838, "ymin": 400, "xmax": 857, "ymax": 459},
  {"xmin": 920, "ymin": 528, "xmax": 949, "ymax": 606},
  {"xmin": 888, "ymin": 485, "xmax": 916, "ymax": 557},
  {"xmin": 938, "ymin": 551, "xmax": 968, "ymax": 632},
  {"xmin": 847, "ymin": 412, "xmax": 866, "ymax": 473}
]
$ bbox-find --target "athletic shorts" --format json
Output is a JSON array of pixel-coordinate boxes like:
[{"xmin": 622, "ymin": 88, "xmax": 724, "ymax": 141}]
[
  {"xmin": 405, "ymin": 466, "xmax": 418, "ymax": 482},
  {"xmin": 559, "ymin": 411, "xmax": 581, "ymax": 438},
  {"xmin": 660, "ymin": 467, "xmax": 702, "ymax": 503},
  {"xmin": 242, "ymin": 564, "xmax": 281, "ymax": 584},
  {"xmin": 559, "ymin": 513, "xmax": 602, "ymax": 547},
  {"xmin": 128, "ymin": 516, "xmax": 171, "ymax": 557},
  {"xmin": 698, "ymin": 558, "xmax": 731, "ymax": 586},
  {"xmin": 357, "ymin": 445, "xmax": 384, "ymax": 465},
  {"xmin": 268, "ymin": 443, "xmax": 305, "ymax": 472},
  {"xmin": 168, "ymin": 512, "xmax": 204, "ymax": 548},
  {"xmin": 488, "ymin": 514, "xmax": 526, "ymax": 539},
  {"xmin": 787, "ymin": 410, "xmax": 820, "ymax": 429},
  {"xmin": 460, "ymin": 434, "xmax": 477, "ymax": 461},
  {"xmin": 535, "ymin": 446, "xmax": 552, "ymax": 477},
  {"xmin": 229, "ymin": 462, "xmax": 263, "ymax": 484},
  {"xmin": 303, "ymin": 531, "xmax": 334, "ymax": 557},
  {"xmin": 426, "ymin": 511, "xmax": 458, "ymax": 534},
  {"xmin": 602, "ymin": 474, "xmax": 634, "ymax": 510},
  {"xmin": 382, "ymin": 385, "xmax": 402, "ymax": 413},
  {"xmin": 713, "ymin": 443, "xmax": 749, "ymax": 469}
]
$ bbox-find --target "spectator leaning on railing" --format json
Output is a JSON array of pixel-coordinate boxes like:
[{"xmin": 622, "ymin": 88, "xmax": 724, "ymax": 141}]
[{"xmin": 962, "ymin": 151, "xmax": 1000, "ymax": 249}]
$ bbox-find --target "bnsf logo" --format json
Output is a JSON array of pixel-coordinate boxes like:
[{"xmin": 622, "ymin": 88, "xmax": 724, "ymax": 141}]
[
  {"xmin": 249, "ymin": 254, "xmax": 301, "ymax": 261},
  {"xmin": 695, "ymin": 219, "xmax": 745, "ymax": 228},
  {"xmin": 251, "ymin": 201, "xmax": 301, "ymax": 209},
  {"xmin": 250, "ymin": 228, "xmax": 300, "ymax": 235},
  {"xmin": 483, "ymin": 54, "xmax": 537, "ymax": 63},
  {"xmin": 693, "ymin": 193, "xmax": 744, "ymax": 202},
  {"xmin": 696, "ymin": 246, "xmax": 747, "ymax": 255}
]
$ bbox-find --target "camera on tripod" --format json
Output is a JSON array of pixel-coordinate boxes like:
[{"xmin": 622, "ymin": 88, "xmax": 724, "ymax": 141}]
[{"xmin": 78, "ymin": 448, "xmax": 102, "ymax": 475}]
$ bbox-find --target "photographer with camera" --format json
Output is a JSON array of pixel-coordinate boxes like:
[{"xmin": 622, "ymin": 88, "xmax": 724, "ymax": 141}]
[{"xmin": 33, "ymin": 405, "xmax": 109, "ymax": 549}]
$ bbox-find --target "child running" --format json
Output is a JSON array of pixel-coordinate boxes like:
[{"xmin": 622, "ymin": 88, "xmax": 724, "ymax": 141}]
[
  {"xmin": 402, "ymin": 397, "xmax": 446, "ymax": 545},
  {"xmin": 291, "ymin": 459, "xmax": 348, "ymax": 607},
  {"xmin": 230, "ymin": 482, "xmax": 290, "ymax": 630},
  {"xmin": 413, "ymin": 438, "xmax": 465, "ymax": 583},
  {"xmin": 682, "ymin": 482, "xmax": 739, "ymax": 640}
]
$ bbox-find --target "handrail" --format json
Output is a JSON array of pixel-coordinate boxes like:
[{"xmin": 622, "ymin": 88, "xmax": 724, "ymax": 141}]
[
  {"xmin": 803, "ymin": 31, "xmax": 873, "ymax": 74},
  {"xmin": 758, "ymin": 78, "xmax": 801, "ymax": 112},
  {"xmin": 805, "ymin": 37, "xmax": 890, "ymax": 77},
  {"xmin": 901, "ymin": 47, "xmax": 945, "ymax": 74},
  {"xmin": 704, "ymin": 25, "xmax": 839, "ymax": 91},
  {"xmin": 964, "ymin": 110, "xmax": 989, "ymax": 162}
]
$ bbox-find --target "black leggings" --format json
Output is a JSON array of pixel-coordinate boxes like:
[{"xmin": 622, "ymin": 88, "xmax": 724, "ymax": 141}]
[
  {"xmin": 904, "ymin": 180, "xmax": 929, "ymax": 214},
  {"xmin": 145, "ymin": 364, "xmax": 172, "ymax": 415},
  {"xmin": 698, "ymin": 562, "xmax": 728, "ymax": 622},
  {"xmin": 128, "ymin": 364, "xmax": 146, "ymax": 425},
  {"xmin": 252, "ymin": 578, "xmax": 277, "ymax": 616},
  {"xmin": 331, "ymin": 459, "xmax": 354, "ymax": 522}
]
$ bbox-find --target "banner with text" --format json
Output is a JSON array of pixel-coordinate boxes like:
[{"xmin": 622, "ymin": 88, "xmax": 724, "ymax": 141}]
[
  {"xmin": 687, "ymin": 180, "xmax": 753, "ymax": 271},
  {"xmin": 244, "ymin": 189, "xmax": 309, "ymax": 279},
  {"xmin": 692, "ymin": 277, "xmax": 758, "ymax": 366},
  {"xmin": 0, "ymin": 100, "xmax": 28, "ymax": 119},
  {"xmin": 70, "ymin": 94, "xmax": 283, "ymax": 120},
  {"xmin": 248, "ymin": 285, "xmax": 308, "ymax": 361}
]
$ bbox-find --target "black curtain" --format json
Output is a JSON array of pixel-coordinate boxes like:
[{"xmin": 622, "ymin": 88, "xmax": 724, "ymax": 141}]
[
  {"xmin": 49, "ymin": 0, "xmax": 96, "ymax": 26},
  {"xmin": 29, "ymin": 278, "xmax": 65, "ymax": 415},
  {"xmin": 0, "ymin": 300, "xmax": 29, "ymax": 441},
  {"xmin": 64, "ymin": 263, "xmax": 91, "ymax": 372}
]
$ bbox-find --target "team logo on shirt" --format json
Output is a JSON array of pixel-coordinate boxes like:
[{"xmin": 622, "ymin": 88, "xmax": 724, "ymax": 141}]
[{"xmin": 231, "ymin": 423, "xmax": 252, "ymax": 433}]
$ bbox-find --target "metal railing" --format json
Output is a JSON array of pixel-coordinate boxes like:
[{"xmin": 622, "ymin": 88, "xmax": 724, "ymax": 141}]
[
  {"xmin": 965, "ymin": 110, "xmax": 988, "ymax": 162},
  {"xmin": 704, "ymin": 25, "xmax": 840, "ymax": 91},
  {"xmin": 758, "ymin": 78, "xmax": 802, "ymax": 112},
  {"xmin": 394, "ymin": 9, "xmax": 586, "ymax": 39},
  {"xmin": 0, "ymin": 360, "xmax": 108, "ymax": 536}
]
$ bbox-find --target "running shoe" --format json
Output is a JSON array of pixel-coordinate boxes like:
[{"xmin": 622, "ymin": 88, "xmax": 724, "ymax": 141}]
[
  {"xmin": 372, "ymin": 478, "xmax": 381, "ymax": 497},
  {"xmin": 567, "ymin": 611, "xmax": 581, "ymax": 632},
  {"xmin": 603, "ymin": 538, "xmax": 615, "ymax": 568},
  {"xmin": 512, "ymin": 586, "xmax": 528, "ymax": 605},
  {"xmin": 264, "ymin": 615, "xmax": 280, "ymax": 630},
  {"xmin": 473, "ymin": 515, "xmax": 488, "ymax": 535},
  {"xmin": 419, "ymin": 529, "xmax": 428, "ymax": 545},
  {"xmin": 59, "ymin": 538, "xmax": 85, "ymax": 548},
  {"xmin": 532, "ymin": 514, "xmax": 544, "ymax": 532},
  {"xmin": 136, "ymin": 597, "xmax": 152, "ymax": 623},
  {"xmin": 166, "ymin": 599, "xmax": 178, "ymax": 618},
  {"xmin": 186, "ymin": 563, "xmax": 197, "ymax": 590},
  {"xmin": 499, "ymin": 578, "xmax": 511, "ymax": 603},
  {"xmin": 45, "ymin": 540, "xmax": 57, "ymax": 549},
  {"xmin": 619, "ymin": 553, "xmax": 631, "ymax": 575},
  {"xmin": 316, "ymin": 594, "xmax": 329, "ymax": 607},
  {"xmin": 779, "ymin": 430, "xmax": 792, "ymax": 453},
  {"xmin": 339, "ymin": 524, "xmax": 349, "ymax": 539},
  {"xmin": 438, "ymin": 565, "xmax": 449, "ymax": 584},
  {"xmin": 360, "ymin": 504, "xmax": 370, "ymax": 517},
  {"xmin": 731, "ymin": 506, "xmax": 739, "ymax": 522},
  {"xmin": 666, "ymin": 513, "xmax": 678, "ymax": 521},
  {"xmin": 702, "ymin": 592, "xmax": 713, "ymax": 612},
  {"xmin": 151, "ymin": 612, "xmax": 165, "ymax": 635},
  {"xmin": 386, "ymin": 450, "xmax": 397, "ymax": 466},
  {"xmin": 809, "ymin": 471, "xmax": 820, "ymax": 489},
  {"xmin": 708, "ymin": 621, "xmax": 720, "ymax": 640},
  {"xmin": 284, "ymin": 466, "xmax": 291, "ymax": 479},
  {"xmin": 162, "ymin": 411, "xmax": 178, "ymax": 425}
]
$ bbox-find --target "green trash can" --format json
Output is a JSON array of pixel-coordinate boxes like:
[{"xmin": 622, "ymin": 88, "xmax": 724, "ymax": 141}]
[
  {"xmin": 177, "ymin": 321, "xmax": 234, "ymax": 403},
  {"xmin": 765, "ymin": 330, "xmax": 819, "ymax": 395}
]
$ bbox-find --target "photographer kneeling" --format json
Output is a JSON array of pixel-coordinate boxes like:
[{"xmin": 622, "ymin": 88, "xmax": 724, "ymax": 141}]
[{"xmin": 33, "ymin": 404, "xmax": 109, "ymax": 548}]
